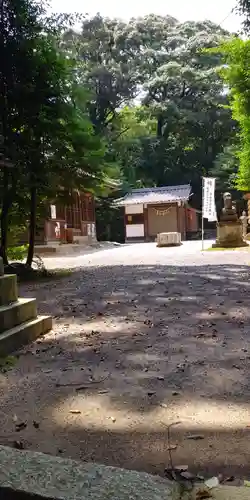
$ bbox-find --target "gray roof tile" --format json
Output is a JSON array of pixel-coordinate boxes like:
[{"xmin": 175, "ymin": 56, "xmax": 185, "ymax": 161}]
[{"xmin": 117, "ymin": 184, "xmax": 191, "ymax": 205}]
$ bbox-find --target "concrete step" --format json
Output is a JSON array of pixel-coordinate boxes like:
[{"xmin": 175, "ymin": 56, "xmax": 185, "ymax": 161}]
[
  {"xmin": 0, "ymin": 274, "xmax": 18, "ymax": 306},
  {"xmin": 0, "ymin": 298, "xmax": 37, "ymax": 334},
  {"xmin": 0, "ymin": 316, "xmax": 52, "ymax": 357}
]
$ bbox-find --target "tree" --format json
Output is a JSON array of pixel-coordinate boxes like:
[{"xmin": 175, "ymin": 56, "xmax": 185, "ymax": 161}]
[
  {"xmin": 106, "ymin": 18, "xmax": 235, "ymax": 205},
  {"xmin": 218, "ymin": 38, "xmax": 250, "ymax": 191},
  {"xmin": 0, "ymin": 0, "xmax": 114, "ymax": 265},
  {"xmin": 62, "ymin": 15, "xmax": 138, "ymax": 134},
  {"xmin": 237, "ymin": 0, "xmax": 250, "ymax": 32}
]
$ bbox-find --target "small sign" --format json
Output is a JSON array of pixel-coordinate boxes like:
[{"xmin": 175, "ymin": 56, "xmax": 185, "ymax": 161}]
[{"xmin": 50, "ymin": 205, "xmax": 56, "ymax": 220}]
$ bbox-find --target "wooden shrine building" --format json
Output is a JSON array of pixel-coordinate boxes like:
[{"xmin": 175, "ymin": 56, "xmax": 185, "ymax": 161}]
[{"xmin": 117, "ymin": 184, "xmax": 198, "ymax": 242}]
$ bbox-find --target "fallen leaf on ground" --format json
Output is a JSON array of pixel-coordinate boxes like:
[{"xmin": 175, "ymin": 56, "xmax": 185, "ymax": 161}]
[
  {"xmin": 205, "ymin": 477, "xmax": 219, "ymax": 488},
  {"xmin": 180, "ymin": 471, "xmax": 196, "ymax": 480},
  {"xmin": 69, "ymin": 410, "xmax": 81, "ymax": 414},
  {"xmin": 33, "ymin": 421, "xmax": 40, "ymax": 428},
  {"xmin": 196, "ymin": 491, "xmax": 212, "ymax": 500},
  {"xmin": 224, "ymin": 475, "xmax": 235, "ymax": 482},
  {"xmin": 167, "ymin": 445, "xmax": 178, "ymax": 451},
  {"xmin": 13, "ymin": 440, "xmax": 25, "ymax": 449},
  {"xmin": 174, "ymin": 465, "xmax": 188, "ymax": 472},
  {"xmin": 186, "ymin": 434, "xmax": 204, "ymax": 440},
  {"xmin": 15, "ymin": 422, "xmax": 27, "ymax": 432}
]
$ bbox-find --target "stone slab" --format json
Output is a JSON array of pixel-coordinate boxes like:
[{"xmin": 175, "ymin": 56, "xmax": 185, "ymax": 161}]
[
  {"xmin": 0, "ymin": 446, "xmax": 178, "ymax": 500},
  {"xmin": 0, "ymin": 298, "xmax": 37, "ymax": 333},
  {"xmin": 0, "ymin": 274, "xmax": 18, "ymax": 306},
  {"xmin": 0, "ymin": 446, "xmax": 249, "ymax": 500},
  {"xmin": 0, "ymin": 316, "xmax": 52, "ymax": 357}
]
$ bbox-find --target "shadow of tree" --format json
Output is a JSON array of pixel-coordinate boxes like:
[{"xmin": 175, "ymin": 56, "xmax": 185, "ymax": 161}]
[{"xmin": 3, "ymin": 262, "xmax": 249, "ymax": 478}]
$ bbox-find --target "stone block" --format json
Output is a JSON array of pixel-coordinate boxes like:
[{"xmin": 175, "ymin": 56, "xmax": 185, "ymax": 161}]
[
  {"xmin": 157, "ymin": 232, "xmax": 181, "ymax": 247},
  {"xmin": 0, "ymin": 274, "xmax": 18, "ymax": 306},
  {"xmin": 0, "ymin": 316, "xmax": 52, "ymax": 357},
  {"xmin": 0, "ymin": 446, "xmax": 249, "ymax": 500},
  {"xmin": 0, "ymin": 446, "xmax": 178, "ymax": 500},
  {"xmin": 0, "ymin": 298, "xmax": 37, "ymax": 334}
]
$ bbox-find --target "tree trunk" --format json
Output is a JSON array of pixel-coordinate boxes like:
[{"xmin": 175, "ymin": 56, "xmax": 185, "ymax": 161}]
[
  {"xmin": 26, "ymin": 185, "xmax": 37, "ymax": 267},
  {"xmin": 157, "ymin": 115, "xmax": 163, "ymax": 137},
  {"xmin": 0, "ymin": 168, "xmax": 11, "ymax": 265},
  {"xmin": 0, "ymin": 199, "xmax": 9, "ymax": 265}
]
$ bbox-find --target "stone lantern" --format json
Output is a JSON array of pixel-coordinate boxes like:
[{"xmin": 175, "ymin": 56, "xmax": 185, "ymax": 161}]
[{"xmin": 213, "ymin": 192, "xmax": 247, "ymax": 248}]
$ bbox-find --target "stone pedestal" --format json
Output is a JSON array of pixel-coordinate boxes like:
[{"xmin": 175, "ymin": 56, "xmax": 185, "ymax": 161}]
[
  {"xmin": 213, "ymin": 221, "xmax": 248, "ymax": 248},
  {"xmin": 0, "ymin": 257, "xmax": 52, "ymax": 356}
]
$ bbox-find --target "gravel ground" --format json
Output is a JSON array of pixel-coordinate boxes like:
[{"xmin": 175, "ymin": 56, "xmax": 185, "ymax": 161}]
[{"xmin": 1, "ymin": 241, "xmax": 250, "ymax": 480}]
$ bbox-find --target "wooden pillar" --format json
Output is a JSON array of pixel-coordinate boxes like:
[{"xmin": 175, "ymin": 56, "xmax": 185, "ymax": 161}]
[
  {"xmin": 183, "ymin": 203, "xmax": 187, "ymax": 240},
  {"xmin": 124, "ymin": 207, "xmax": 127, "ymax": 241},
  {"xmin": 176, "ymin": 203, "xmax": 180, "ymax": 233},
  {"xmin": 144, "ymin": 205, "xmax": 148, "ymax": 241}
]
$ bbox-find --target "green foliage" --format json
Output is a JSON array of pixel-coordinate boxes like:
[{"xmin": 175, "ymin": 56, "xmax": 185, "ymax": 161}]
[
  {"xmin": 218, "ymin": 38, "xmax": 250, "ymax": 190},
  {"xmin": 0, "ymin": 0, "xmax": 118, "ymax": 264},
  {"xmin": 72, "ymin": 15, "xmax": 234, "ymax": 207},
  {"xmin": 95, "ymin": 195, "xmax": 125, "ymax": 243},
  {"xmin": 7, "ymin": 245, "xmax": 28, "ymax": 261},
  {"xmin": 0, "ymin": 356, "xmax": 17, "ymax": 373},
  {"xmin": 0, "ymin": 5, "xmax": 241, "ymax": 251}
]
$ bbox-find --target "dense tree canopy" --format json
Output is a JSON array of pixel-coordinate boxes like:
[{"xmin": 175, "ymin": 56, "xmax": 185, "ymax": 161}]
[
  {"xmin": 68, "ymin": 15, "xmax": 235, "ymax": 206},
  {"xmin": 0, "ymin": 3, "xmax": 243, "ymax": 250}
]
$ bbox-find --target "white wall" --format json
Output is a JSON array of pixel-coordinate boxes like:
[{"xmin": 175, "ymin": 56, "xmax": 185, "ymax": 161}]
[
  {"xmin": 125, "ymin": 204, "xmax": 143, "ymax": 214},
  {"xmin": 126, "ymin": 224, "xmax": 144, "ymax": 238}
]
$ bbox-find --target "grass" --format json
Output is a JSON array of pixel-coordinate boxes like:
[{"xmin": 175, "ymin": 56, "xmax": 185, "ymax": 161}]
[
  {"xmin": 4, "ymin": 263, "xmax": 72, "ymax": 283},
  {"xmin": 25, "ymin": 268, "xmax": 73, "ymax": 283},
  {"xmin": 205, "ymin": 246, "xmax": 250, "ymax": 252}
]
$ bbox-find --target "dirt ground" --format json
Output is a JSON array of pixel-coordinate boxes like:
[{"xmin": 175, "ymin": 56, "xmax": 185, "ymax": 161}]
[{"xmin": 1, "ymin": 242, "xmax": 250, "ymax": 480}]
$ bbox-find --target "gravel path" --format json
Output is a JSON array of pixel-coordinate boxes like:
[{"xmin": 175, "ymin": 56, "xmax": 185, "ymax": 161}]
[{"xmin": 1, "ymin": 242, "xmax": 250, "ymax": 479}]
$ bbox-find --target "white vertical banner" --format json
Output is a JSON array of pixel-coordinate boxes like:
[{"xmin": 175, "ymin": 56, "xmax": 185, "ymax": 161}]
[{"xmin": 202, "ymin": 177, "xmax": 217, "ymax": 222}]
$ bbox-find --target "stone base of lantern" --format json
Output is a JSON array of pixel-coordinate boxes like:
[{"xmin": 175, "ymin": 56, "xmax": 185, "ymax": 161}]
[{"xmin": 212, "ymin": 221, "xmax": 248, "ymax": 248}]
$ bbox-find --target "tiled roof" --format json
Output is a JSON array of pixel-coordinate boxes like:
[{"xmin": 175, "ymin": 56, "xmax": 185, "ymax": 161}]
[{"xmin": 116, "ymin": 184, "xmax": 191, "ymax": 205}]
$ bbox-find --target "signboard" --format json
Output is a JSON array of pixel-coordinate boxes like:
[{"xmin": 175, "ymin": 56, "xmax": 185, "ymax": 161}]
[
  {"xmin": 202, "ymin": 177, "xmax": 217, "ymax": 222},
  {"xmin": 50, "ymin": 205, "xmax": 56, "ymax": 220}
]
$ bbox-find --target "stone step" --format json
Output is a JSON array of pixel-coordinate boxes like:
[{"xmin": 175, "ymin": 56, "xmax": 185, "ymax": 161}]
[
  {"xmin": 0, "ymin": 298, "xmax": 37, "ymax": 334},
  {"xmin": 0, "ymin": 274, "xmax": 18, "ymax": 306},
  {"xmin": 0, "ymin": 316, "xmax": 52, "ymax": 357}
]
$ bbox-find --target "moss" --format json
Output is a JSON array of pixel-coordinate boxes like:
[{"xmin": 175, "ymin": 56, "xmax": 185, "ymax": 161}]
[{"xmin": 0, "ymin": 355, "xmax": 17, "ymax": 373}]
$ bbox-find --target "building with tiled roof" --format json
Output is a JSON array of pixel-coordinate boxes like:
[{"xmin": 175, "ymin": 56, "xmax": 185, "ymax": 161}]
[{"xmin": 116, "ymin": 184, "xmax": 198, "ymax": 242}]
